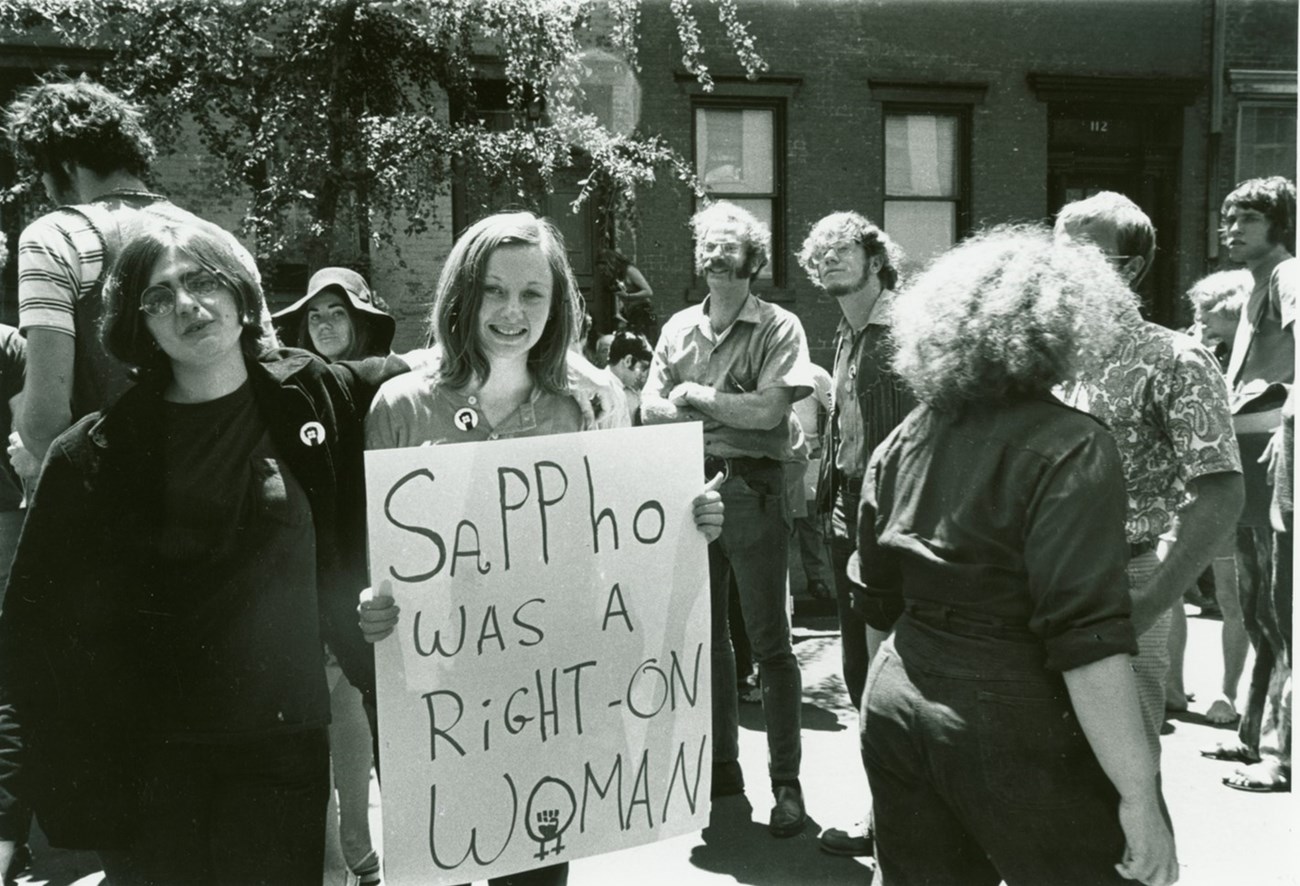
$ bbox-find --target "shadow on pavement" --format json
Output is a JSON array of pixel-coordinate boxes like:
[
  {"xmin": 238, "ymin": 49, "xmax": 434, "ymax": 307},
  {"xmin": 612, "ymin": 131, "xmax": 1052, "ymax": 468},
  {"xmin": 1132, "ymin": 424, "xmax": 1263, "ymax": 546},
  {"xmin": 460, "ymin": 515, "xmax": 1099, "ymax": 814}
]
[
  {"xmin": 15, "ymin": 823, "xmax": 104, "ymax": 886},
  {"xmin": 690, "ymin": 795, "xmax": 870, "ymax": 885}
]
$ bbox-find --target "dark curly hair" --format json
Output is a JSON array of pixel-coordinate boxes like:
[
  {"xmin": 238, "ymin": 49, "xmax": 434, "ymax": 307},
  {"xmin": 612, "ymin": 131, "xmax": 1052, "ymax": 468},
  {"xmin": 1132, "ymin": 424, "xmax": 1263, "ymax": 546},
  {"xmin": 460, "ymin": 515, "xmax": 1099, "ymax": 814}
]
[{"xmin": 4, "ymin": 76, "xmax": 155, "ymax": 180}]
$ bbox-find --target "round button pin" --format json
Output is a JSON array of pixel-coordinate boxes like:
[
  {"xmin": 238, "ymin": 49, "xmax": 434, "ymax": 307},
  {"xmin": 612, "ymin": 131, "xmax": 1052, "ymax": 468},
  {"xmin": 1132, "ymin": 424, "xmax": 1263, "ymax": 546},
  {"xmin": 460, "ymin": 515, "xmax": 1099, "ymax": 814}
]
[{"xmin": 454, "ymin": 407, "xmax": 479, "ymax": 431}]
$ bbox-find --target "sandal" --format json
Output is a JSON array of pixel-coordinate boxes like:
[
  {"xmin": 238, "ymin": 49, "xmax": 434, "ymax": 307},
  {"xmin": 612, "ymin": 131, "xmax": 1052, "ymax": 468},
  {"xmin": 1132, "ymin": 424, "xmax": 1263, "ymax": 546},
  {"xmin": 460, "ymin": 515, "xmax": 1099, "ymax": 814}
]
[
  {"xmin": 1223, "ymin": 759, "xmax": 1291, "ymax": 793},
  {"xmin": 1200, "ymin": 741, "xmax": 1260, "ymax": 764}
]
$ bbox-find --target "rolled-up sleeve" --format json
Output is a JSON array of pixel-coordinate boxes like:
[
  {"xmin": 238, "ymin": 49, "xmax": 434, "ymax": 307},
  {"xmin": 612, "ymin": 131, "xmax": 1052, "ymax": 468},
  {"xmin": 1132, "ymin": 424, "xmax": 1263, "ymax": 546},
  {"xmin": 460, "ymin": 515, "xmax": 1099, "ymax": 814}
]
[
  {"xmin": 756, "ymin": 314, "xmax": 813, "ymax": 402},
  {"xmin": 1024, "ymin": 429, "xmax": 1138, "ymax": 671}
]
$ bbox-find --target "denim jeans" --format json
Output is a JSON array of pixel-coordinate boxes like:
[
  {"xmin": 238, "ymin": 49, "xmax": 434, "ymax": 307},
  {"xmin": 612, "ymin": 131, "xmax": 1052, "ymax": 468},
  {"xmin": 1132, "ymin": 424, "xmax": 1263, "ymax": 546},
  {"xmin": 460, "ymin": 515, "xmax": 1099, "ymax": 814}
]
[
  {"xmin": 99, "ymin": 729, "xmax": 330, "ymax": 886},
  {"xmin": 829, "ymin": 485, "xmax": 869, "ymax": 710},
  {"xmin": 863, "ymin": 615, "xmax": 1130, "ymax": 886},
  {"xmin": 1237, "ymin": 525, "xmax": 1288, "ymax": 753},
  {"xmin": 709, "ymin": 463, "xmax": 803, "ymax": 782}
]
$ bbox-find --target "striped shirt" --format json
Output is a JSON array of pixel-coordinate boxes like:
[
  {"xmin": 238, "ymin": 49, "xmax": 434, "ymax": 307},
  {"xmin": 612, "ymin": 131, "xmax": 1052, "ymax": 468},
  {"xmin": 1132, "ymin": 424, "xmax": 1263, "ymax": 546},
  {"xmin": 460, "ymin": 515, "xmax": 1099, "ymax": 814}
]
[{"xmin": 17, "ymin": 209, "xmax": 104, "ymax": 338}]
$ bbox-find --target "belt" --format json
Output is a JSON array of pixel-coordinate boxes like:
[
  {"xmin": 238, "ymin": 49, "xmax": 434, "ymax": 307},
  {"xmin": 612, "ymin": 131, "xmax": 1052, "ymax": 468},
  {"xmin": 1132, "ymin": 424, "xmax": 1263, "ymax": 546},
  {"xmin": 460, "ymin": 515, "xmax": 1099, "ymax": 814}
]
[
  {"xmin": 704, "ymin": 455, "xmax": 780, "ymax": 481},
  {"xmin": 1129, "ymin": 539, "xmax": 1157, "ymax": 558}
]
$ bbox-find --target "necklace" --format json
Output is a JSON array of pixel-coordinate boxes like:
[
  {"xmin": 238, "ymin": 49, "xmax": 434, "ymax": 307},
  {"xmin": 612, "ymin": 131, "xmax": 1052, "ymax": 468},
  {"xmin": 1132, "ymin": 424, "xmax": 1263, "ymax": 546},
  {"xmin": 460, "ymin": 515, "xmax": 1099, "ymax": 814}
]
[{"xmin": 95, "ymin": 187, "xmax": 161, "ymax": 201}]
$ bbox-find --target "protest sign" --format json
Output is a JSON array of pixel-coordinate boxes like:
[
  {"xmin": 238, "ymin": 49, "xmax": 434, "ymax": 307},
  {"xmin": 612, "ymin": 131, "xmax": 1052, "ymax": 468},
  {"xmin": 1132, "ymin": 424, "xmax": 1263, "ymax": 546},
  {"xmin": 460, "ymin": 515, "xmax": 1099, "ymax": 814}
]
[{"xmin": 365, "ymin": 424, "xmax": 712, "ymax": 885}]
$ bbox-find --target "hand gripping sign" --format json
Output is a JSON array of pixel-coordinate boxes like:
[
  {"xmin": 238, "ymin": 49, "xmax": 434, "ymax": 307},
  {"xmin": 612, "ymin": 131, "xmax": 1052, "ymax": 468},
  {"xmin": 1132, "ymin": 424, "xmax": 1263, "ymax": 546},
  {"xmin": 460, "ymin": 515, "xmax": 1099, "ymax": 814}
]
[{"xmin": 365, "ymin": 424, "xmax": 712, "ymax": 885}]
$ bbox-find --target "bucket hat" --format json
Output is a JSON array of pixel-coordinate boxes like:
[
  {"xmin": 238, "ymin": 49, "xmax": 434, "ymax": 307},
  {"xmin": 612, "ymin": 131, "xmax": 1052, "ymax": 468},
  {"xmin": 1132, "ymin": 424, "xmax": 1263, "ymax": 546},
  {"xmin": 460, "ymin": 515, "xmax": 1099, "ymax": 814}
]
[{"xmin": 272, "ymin": 267, "xmax": 396, "ymax": 356}]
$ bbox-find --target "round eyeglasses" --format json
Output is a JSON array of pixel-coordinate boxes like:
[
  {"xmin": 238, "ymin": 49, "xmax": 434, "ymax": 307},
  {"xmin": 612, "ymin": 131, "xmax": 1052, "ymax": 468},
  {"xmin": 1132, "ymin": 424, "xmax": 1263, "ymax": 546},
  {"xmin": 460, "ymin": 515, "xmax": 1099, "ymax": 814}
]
[{"xmin": 140, "ymin": 270, "xmax": 227, "ymax": 317}]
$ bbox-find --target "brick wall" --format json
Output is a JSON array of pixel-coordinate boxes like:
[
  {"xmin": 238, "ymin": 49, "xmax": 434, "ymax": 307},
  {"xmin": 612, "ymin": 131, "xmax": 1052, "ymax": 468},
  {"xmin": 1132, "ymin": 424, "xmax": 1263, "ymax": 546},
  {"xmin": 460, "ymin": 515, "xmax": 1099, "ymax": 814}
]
[{"xmin": 631, "ymin": 0, "xmax": 1217, "ymax": 367}]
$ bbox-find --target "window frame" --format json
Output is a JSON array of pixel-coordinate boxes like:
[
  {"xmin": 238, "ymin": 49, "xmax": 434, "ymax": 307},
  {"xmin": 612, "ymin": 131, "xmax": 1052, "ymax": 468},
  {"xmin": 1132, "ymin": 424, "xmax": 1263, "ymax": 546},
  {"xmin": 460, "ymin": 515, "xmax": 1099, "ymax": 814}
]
[
  {"xmin": 1234, "ymin": 99, "xmax": 1298, "ymax": 183},
  {"xmin": 690, "ymin": 95, "xmax": 787, "ymax": 287},
  {"xmin": 880, "ymin": 102, "xmax": 972, "ymax": 270}
]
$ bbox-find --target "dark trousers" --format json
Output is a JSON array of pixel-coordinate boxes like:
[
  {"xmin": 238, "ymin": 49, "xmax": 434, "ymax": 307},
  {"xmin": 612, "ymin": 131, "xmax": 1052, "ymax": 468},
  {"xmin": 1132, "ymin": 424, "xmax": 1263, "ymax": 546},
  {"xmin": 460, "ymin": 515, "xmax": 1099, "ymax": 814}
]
[
  {"xmin": 99, "ymin": 729, "xmax": 330, "ymax": 886},
  {"xmin": 829, "ymin": 485, "xmax": 869, "ymax": 710},
  {"xmin": 863, "ymin": 616, "xmax": 1130, "ymax": 886},
  {"xmin": 482, "ymin": 863, "xmax": 569, "ymax": 885}
]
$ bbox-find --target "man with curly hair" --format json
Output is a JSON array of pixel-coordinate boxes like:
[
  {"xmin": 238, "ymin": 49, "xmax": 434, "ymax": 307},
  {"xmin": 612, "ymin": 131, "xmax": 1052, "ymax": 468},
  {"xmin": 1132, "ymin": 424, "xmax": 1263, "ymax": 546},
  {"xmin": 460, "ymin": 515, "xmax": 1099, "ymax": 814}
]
[
  {"xmin": 1054, "ymin": 193, "xmax": 1243, "ymax": 773},
  {"xmin": 642, "ymin": 200, "xmax": 813, "ymax": 838},
  {"xmin": 3, "ymin": 77, "xmax": 208, "ymax": 483},
  {"xmin": 795, "ymin": 211, "xmax": 914, "ymax": 859}
]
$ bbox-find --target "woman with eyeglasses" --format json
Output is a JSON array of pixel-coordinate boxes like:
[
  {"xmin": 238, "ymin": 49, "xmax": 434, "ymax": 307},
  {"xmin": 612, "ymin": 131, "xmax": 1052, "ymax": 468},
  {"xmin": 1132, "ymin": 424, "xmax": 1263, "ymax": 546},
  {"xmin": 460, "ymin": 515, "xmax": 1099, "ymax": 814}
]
[{"xmin": 0, "ymin": 217, "xmax": 408, "ymax": 885}]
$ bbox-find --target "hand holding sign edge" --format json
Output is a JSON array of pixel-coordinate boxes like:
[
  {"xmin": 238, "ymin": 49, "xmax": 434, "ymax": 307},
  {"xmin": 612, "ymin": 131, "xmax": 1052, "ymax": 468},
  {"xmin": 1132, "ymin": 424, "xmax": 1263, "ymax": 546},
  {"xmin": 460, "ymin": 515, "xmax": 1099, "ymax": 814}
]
[{"xmin": 358, "ymin": 578, "xmax": 399, "ymax": 643}]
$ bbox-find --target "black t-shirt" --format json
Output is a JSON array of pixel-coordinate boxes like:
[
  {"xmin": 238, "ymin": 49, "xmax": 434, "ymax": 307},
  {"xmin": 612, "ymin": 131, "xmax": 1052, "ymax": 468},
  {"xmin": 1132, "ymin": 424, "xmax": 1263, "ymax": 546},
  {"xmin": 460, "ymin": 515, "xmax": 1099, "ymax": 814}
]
[{"xmin": 137, "ymin": 381, "xmax": 324, "ymax": 739}]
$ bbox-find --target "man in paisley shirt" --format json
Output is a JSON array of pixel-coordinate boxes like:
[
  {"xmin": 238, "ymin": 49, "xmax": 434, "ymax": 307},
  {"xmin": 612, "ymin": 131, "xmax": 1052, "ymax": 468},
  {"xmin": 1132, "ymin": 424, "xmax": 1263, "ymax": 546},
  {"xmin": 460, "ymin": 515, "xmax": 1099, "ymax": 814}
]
[{"xmin": 1054, "ymin": 192, "xmax": 1244, "ymax": 773}]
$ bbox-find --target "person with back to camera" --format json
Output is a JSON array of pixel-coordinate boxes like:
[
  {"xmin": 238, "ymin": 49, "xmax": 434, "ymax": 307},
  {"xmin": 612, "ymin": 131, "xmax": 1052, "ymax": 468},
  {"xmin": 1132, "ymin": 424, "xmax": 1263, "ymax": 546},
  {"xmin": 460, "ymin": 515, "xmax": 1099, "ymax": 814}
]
[
  {"xmin": 356, "ymin": 211, "xmax": 725, "ymax": 886},
  {"xmin": 0, "ymin": 216, "xmax": 410, "ymax": 885},
  {"xmin": 2, "ymin": 76, "xmax": 276, "ymax": 490},
  {"xmin": 273, "ymin": 265, "xmax": 396, "ymax": 885},
  {"xmin": 855, "ymin": 225, "xmax": 1177, "ymax": 885}
]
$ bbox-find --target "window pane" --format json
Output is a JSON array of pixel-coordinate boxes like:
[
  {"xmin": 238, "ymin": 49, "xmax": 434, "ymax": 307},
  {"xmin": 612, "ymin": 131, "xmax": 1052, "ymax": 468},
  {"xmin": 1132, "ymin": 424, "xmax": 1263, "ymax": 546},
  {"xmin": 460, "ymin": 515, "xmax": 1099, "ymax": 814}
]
[
  {"xmin": 883, "ymin": 200, "xmax": 955, "ymax": 271},
  {"xmin": 886, "ymin": 113, "xmax": 957, "ymax": 197},
  {"xmin": 693, "ymin": 197, "xmax": 775, "ymax": 280},
  {"xmin": 1238, "ymin": 105, "xmax": 1298, "ymax": 182},
  {"xmin": 696, "ymin": 108, "xmax": 774, "ymax": 194}
]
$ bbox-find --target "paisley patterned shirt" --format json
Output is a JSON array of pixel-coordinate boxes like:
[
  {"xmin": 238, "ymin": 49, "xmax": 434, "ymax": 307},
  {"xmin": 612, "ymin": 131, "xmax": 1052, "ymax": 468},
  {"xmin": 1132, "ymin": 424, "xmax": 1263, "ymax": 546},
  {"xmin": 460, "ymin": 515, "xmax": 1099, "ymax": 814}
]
[{"xmin": 1058, "ymin": 321, "xmax": 1241, "ymax": 544}]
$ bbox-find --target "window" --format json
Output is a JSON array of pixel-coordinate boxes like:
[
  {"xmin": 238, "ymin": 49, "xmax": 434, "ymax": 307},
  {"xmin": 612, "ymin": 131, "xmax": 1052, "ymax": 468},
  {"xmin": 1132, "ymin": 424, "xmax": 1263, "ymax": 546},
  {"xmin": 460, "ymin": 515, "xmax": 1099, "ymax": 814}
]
[
  {"xmin": 883, "ymin": 109, "xmax": 966, "ymax": 271},
  {"xmin": 694, "ymin": 101, "xmax": 783, "ymax": 281},
  {"xmin": 1237, "ymin": 103, "xmax": 1297, "ymax": 182}
]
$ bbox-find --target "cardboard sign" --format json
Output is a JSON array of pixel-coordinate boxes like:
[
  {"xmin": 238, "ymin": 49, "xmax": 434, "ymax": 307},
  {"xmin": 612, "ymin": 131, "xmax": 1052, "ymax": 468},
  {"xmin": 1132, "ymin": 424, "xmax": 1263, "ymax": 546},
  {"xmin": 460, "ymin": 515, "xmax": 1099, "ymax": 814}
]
[{"xmin": 365, "ymin": 424, "xmax": 712, "ymax": 885}]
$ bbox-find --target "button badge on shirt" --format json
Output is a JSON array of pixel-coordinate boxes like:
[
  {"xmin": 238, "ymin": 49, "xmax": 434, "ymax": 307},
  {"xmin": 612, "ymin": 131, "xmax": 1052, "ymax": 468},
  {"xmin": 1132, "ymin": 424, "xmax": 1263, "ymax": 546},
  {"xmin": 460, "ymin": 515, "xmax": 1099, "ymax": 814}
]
[{"xmin": 454, "ymin": 407, "xmax": 479, "ymax": 431}]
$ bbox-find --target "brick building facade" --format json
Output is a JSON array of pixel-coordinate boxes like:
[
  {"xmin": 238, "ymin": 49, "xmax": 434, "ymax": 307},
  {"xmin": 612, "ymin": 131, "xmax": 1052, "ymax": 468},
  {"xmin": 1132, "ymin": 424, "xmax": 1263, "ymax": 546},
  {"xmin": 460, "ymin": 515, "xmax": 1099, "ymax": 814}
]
[
  {"xmin": 0, "ymin": 1, "xmax": 1294, "ymax": 364},
  {"xmin": 622, "ymin": 0, "xmax": 1296, "ymax": 369}
]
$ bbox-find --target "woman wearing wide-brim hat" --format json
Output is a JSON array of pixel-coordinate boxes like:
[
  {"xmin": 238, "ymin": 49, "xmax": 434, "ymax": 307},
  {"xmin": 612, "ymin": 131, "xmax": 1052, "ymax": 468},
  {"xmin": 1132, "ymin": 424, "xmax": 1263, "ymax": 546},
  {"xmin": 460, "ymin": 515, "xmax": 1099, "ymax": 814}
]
[{"xmin": 273, "ymin": 267, "xmax": 396, "ymax": 362}]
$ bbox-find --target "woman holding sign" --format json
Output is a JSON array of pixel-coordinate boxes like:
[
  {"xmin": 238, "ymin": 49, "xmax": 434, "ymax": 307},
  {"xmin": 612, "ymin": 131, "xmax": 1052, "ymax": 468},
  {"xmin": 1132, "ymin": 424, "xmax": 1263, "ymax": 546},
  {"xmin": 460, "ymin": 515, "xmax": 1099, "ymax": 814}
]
[
  {"xmin": 0, "ymin": 217, "xmax": 408, "ymax": 885},
  {"xmin": 359, "ymin": 211, "xmax": 724, "ymax": 886}
]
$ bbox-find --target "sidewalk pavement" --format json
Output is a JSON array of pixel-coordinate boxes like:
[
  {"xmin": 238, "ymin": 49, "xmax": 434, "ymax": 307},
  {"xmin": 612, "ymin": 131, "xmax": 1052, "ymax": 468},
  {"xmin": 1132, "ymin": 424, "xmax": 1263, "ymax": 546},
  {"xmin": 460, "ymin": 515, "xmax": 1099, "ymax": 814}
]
[{"xmin": 16, "ymin": 604, "xmax": 1296, "ymax": 886}]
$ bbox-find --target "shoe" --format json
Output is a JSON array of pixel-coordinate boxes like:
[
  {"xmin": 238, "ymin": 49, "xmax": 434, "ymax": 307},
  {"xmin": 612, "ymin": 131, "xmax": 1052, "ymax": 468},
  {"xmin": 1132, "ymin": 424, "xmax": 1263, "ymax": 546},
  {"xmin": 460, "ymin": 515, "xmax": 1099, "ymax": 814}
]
[
  {"xmin": 768, "ymin": 784, "xmax": 807, "ymax": 838},
  {"xmin": 806, "ymin": 580, "xmax": 832, "ymax": 602},
  {"xmin": 712, "ymin": 760, "xmax": 745, "ymax": 799},
  {"xmin": 819, "ymin": 822, "xmax": 873, "ymax": 857},
  {"xmin": 346, "ymin": 850, "xmax": 382, "ymax": 886}
]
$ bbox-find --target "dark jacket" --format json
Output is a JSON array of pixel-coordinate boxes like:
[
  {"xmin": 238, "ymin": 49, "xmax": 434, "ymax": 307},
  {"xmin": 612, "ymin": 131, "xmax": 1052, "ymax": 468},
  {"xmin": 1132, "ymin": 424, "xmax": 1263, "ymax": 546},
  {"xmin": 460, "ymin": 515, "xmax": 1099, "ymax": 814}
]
[
  {"xmin": 0, "ymin": 348, "xmax": 408, "ymax": 848},
  {"xmin": 815, "ymin": 319, "xmax": 916, "ymax": 514}
]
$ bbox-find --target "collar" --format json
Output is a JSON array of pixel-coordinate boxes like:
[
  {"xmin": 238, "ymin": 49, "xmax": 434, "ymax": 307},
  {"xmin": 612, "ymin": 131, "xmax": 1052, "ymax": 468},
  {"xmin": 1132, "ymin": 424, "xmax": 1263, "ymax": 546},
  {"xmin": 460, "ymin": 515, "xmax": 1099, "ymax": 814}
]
[
  {"xmin": 87, "ymin": 348, "xmax": 320, "ymax": 450},
  {"xmin": 697, "ymin": 291, "xmax": 762, "ymax": 336}
]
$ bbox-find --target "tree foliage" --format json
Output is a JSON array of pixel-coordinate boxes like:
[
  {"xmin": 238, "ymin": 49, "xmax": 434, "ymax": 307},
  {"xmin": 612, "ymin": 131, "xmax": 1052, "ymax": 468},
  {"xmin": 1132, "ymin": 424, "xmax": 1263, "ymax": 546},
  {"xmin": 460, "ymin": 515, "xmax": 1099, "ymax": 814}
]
[{"xmin": 0, "ymin": 0, "xmax": 767, "ymax": 271}]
